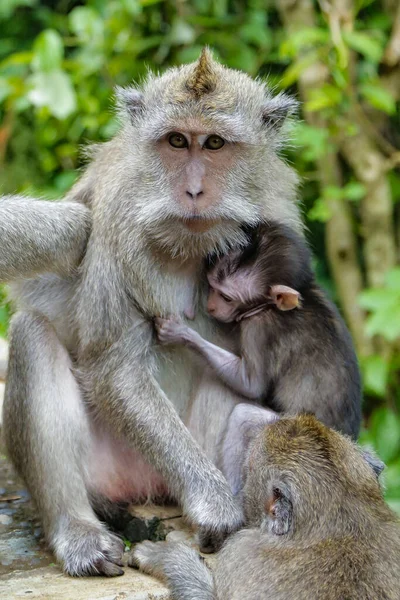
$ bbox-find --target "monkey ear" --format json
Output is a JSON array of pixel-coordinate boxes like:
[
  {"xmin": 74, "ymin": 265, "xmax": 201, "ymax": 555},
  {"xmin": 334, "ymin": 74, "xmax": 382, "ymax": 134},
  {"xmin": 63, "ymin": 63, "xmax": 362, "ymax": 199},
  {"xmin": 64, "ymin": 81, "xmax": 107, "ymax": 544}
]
[
  {"xmin": 115, "ymin": 86, "xmax": 145, "ymax": 122},
  {"xmin": 221, "ymin": 403, "xmax": 279, "ymax": 495},
  {"xmin": 262, "ymin": 94, "xmax": 298, "ymax": 129},
  {"xmin": 361, "ymin": 449, "xmax": 385, "ymax": 479},
  {"xmin": 265, "ymin": 484, "xmax": 293, "ymax": 536},
  {"xmin": 269, "ymin": 285, "xmax": 300, "ymax": 311}
]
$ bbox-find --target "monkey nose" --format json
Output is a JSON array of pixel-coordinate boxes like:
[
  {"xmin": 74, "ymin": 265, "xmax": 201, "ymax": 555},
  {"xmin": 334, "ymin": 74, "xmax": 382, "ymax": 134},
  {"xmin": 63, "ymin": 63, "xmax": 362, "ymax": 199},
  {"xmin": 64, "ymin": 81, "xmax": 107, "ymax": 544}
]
[{"xmin": 186, "ymin": 189, "xmax": 204, "ymax": 200}]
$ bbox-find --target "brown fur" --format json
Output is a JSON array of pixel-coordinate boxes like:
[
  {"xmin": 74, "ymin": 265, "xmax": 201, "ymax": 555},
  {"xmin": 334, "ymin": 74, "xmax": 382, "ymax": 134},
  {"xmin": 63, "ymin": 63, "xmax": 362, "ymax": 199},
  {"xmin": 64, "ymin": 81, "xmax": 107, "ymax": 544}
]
[
  {"xmin": 185, "ymin": 47, "xmax": 217, "ymax": 97},
  {"xmin": 132, "ymin": 414, "xmax": 400, "ymax": 600}
]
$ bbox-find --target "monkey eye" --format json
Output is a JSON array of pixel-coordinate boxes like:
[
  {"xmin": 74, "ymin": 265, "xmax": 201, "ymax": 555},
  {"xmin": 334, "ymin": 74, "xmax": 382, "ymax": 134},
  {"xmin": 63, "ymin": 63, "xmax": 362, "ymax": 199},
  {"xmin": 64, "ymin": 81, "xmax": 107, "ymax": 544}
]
[
  {"xmin": 220, "ymin": 292, "xmax": 232, "ymax": 303},
  {"xmin": 168, "ymin": 132, "xmax": 188, "ymax": 148},
  {"xmin": 204, "ymin": 135, "xmax": 225, "ymax": 150}
]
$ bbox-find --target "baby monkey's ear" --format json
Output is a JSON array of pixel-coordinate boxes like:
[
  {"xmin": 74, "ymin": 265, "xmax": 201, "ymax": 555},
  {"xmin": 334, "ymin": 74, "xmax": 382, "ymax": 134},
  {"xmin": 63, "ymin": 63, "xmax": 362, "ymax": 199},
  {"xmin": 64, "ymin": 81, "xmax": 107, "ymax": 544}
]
[{"xmin": 269, "ymin": 285, "xmax": 300, "ymax": 311}]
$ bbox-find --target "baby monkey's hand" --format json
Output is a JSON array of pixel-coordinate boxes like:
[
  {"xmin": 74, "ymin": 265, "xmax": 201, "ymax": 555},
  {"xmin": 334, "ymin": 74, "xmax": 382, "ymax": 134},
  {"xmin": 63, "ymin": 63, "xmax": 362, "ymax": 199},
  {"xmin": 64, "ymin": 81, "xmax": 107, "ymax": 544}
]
[{"xmin": 155, "ymin": 317, "xmax": 192, "ymax": 346}]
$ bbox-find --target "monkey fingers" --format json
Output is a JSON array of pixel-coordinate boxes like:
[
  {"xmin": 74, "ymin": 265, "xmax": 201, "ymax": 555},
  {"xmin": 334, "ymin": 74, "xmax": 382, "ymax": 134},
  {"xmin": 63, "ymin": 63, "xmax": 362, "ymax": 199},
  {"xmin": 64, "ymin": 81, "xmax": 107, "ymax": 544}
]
[
  {"xmin": 130, "ymin": 540, "xmax": 216, "ymax": 600},
  {"xmin": 128, "ymin": 540, "xmax": 169, "ymax": 578},
  {"xmin": 155, "ymin": 317, "xmax": 190, "ymax": 345},
  {"xmin": 55, "ymin": 523, "xmax": 125, "ymax": 577}
]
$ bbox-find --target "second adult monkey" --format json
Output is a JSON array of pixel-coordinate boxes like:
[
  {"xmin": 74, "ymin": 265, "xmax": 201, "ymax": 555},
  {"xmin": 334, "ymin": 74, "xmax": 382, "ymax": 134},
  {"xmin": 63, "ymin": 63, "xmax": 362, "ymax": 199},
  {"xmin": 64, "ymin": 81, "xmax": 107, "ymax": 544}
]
[
  {"xmin": 156, "ymin": 222, "xmax": 361, "ymax": 438},
  {"xmin": 132, "ymin": 413, "xmax": 400, "ymax": 600}
]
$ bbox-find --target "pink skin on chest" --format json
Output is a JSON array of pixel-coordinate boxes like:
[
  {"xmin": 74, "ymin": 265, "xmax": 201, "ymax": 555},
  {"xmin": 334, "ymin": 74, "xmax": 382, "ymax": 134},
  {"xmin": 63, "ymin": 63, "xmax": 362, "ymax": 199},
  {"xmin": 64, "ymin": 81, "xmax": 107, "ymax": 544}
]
[{"xmin": 87, "ymin": 426, "xmax": 169, "ymax": 503}]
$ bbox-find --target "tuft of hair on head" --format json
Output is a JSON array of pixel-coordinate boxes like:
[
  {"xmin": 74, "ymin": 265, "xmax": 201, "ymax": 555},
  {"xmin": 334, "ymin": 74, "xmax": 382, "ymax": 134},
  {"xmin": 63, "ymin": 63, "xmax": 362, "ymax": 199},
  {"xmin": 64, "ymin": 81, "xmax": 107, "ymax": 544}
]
[
  {"xmin": 185, "ymin": 47, "xmax": 218, "ymax": 97},
  {"xmin": 115, "ymin": 85, "xmax": 144, "ymax": 123},
  {"xmin": 261, "ymin": 92, "xmax": 299, "ymax": 130}
]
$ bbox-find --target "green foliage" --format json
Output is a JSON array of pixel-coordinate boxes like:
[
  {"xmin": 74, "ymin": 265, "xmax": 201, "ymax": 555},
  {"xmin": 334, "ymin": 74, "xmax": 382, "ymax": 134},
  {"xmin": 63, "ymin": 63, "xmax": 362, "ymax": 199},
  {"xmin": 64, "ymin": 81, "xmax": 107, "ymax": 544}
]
[
  {"xmin": 360, "ymin": 408, "xmax": 400, "ymax": 511},
  {"xmin": 0, "ymin": 286, "xmax": 10, "ymax": 337},
  {"xmin": 1, "ymin": 0, "xmax": 399, "ymax": 511},
  {"xmin": 359, "ymin": 269, "xmax": 400, "ymax": 342}
]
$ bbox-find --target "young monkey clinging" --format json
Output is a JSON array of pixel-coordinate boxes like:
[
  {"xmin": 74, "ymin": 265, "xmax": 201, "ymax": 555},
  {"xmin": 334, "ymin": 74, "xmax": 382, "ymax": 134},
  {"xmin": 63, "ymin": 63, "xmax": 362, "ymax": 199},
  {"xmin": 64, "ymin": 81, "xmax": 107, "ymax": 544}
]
[{"xmin": 155, "ymin": 222, "xmax": 361, "ymax": 439}]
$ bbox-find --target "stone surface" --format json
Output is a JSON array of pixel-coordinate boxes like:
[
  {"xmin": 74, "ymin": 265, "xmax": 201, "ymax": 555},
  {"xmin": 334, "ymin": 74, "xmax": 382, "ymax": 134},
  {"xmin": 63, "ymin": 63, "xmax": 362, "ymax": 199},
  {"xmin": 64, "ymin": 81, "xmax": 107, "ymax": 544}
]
[
  {"xmin": 0, "ymin": 514, "xmax": 12, "ymax": 525},
  {"xmin": 0, "ymin": 433, "xmax": 197, "ymax": 599},
  {"xmin": 1, "ymin": 566, "xmax": 170, "ymax": 599}
]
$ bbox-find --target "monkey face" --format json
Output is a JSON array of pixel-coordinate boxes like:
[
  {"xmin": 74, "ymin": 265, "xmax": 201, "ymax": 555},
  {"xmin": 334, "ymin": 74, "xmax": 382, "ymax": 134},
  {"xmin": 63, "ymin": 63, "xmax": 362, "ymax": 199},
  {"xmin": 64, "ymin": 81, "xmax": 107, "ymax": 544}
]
[
  {"xmin": 206, "ymin": 263, "xmax": 267, "ymax": 322},
  {"xmin": 114, "ymin": 49, "xmax": 300, "ymax": 258},
  {"xmin": 206, "ymin": 285, "xmax": 241, "ymax": 323},
  {"xmin": 155, "ymin": 130, "xmax": 243, "ymax": 231}
]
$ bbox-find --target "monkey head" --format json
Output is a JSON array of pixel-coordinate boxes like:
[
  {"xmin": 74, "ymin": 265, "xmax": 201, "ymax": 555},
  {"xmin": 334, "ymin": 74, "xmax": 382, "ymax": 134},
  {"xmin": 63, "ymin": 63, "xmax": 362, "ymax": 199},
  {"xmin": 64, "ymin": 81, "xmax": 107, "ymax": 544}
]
[
  {"xmin": 114, "ymin": 48, "xmax": 299, "ymax": 259},
  {"xmin": 240, "ymin": 413, "xmax": 385, "ymax": 540},
  {"xmin": 205, "ymin": 252, "xmax": 301, "ymax": 323}
]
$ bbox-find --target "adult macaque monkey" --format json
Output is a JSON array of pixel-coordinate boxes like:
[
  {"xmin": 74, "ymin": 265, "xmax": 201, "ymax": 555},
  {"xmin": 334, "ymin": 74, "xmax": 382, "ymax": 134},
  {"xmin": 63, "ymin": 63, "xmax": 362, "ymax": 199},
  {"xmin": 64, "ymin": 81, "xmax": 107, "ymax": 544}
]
[
  {"xmin": 2, "ymin": 49, "xmax": 301, "ymax": 576},
  {"xmin": 131, "ymin": 412, "xmax": 400, "ymax": 600}
]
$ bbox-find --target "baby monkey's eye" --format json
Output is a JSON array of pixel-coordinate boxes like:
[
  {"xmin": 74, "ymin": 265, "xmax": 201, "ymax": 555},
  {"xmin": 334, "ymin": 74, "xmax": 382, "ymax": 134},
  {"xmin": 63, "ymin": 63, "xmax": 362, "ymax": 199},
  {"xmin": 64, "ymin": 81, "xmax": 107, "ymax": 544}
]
[
  {"xmin": 168, "ymin": 132, "xmax": 188, "ymax": 148},
  {"xmin": 204, "ymin": 135, "xmax": 225, "ymax": 150},
  {"xmin": 220, "ymin": 292, "xmax": 232, "ymax": 303}
]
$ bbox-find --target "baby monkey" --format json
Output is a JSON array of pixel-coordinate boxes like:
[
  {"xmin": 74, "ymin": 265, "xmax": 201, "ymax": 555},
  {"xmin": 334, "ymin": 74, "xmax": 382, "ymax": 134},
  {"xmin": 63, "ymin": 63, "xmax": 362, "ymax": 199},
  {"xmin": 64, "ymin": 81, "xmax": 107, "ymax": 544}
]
[{"xmin": 156, "ymin": 222, "xmax": 361, "ymax": 438}]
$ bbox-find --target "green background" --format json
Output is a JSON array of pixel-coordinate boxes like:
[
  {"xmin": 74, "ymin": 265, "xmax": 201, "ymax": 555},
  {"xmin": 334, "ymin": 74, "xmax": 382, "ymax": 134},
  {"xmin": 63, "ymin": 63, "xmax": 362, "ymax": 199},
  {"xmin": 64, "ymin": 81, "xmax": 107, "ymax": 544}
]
[{"xmin": 1, "ymin": 0, "xmax": 400, "ymax": 510}]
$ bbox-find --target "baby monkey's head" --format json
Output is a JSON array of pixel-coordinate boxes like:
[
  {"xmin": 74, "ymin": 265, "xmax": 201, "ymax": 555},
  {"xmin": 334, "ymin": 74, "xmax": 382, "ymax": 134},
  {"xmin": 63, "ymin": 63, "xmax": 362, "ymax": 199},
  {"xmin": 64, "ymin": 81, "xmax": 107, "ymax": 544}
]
[{"xmin": 205, "ymin": 223, "xmax": 313, "ymax": 323}]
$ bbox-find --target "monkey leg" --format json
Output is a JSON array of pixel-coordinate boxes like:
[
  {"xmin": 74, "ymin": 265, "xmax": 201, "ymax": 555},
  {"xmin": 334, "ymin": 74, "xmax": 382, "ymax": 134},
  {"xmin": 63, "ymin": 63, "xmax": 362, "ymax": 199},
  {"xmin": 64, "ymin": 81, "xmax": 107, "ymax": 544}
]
[
  {"xmin": 129, "ymin": 540, "xmax": 216, "ymax": 600},
  {"xmin": 94, "ymin": 352, "xmax": 244, "ymax": 547},
  {"xmin": 2, "ymin": 312, "xmax": 124, "ymax": 576}
]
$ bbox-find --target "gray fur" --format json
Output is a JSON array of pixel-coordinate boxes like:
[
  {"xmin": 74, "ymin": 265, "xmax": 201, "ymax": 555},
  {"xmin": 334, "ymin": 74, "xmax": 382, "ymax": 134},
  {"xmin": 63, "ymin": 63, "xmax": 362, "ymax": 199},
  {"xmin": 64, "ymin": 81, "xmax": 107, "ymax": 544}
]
[
  {"xmin": 0, "ymin": 196, "xmax": 91, "ymax": 282},
  {"xmin": 1, "ymin": 51, "xmax": 302, "ymax": 574},
  {"xmin": 160, "ymin": 222, "xmax": 361, "ymax": 438}
]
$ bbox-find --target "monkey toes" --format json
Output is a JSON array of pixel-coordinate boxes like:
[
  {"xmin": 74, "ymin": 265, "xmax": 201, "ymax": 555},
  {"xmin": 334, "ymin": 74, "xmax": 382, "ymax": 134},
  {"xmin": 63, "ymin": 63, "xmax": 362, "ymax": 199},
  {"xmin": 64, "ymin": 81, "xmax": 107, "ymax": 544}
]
[
  {"xmin": 128, "ymin": 540, "xmax": 168, "ymax": 578},
  {"xmin": 54, "ymin": 521, "xmax": 125, "ymax": 577}
]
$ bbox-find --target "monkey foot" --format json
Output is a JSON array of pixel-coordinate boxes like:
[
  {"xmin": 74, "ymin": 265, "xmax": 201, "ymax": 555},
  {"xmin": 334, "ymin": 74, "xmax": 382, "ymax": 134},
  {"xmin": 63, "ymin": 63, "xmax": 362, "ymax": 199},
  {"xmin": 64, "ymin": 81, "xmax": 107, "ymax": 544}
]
[
  {"xmin": 53, "ymin": 520, "xmax": 125, "ymax": 577},
  {"xmin": 128, "ymin": 539, "xmax": 166, "ymax": 576}
]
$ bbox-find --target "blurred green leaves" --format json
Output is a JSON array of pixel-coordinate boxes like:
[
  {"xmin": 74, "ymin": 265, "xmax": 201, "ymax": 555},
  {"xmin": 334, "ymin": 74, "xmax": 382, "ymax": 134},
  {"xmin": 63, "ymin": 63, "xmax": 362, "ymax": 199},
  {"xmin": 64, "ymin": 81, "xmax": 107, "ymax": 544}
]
[
  {"xmin": 360, "ymin": 407, "xmax": 400, "ymax": 510},
  {"xmin": 32, "ymin": 30, "xmax": 64, "ymax": 72},
  {"xmin": 342, "ymin": 31, "xmax": 383, "ymax": 63},
  {"xmin": 0, "ymin": 0, "xmax": 37, "ymax": 20},
  {"xmin": 359, "ymin": 269, "xmax": 400, "ymax": 342},
  {"xmin": 0, "ymin": 287, "xmax": 10, "ymax": 338},
  {"xmin": 308, "ymin": 182, "xmax": 366, "ymax": 223},
  {"xmin": 28, "ymin": 70, "xmax": 77, "ymax": 119},
  {"xmin": 69, "ymin": 7, "xmax": 105, "ymax": 45},
  {"xmin": 360, "ymin": 81, "xmax": 397, "ymax": 115}
]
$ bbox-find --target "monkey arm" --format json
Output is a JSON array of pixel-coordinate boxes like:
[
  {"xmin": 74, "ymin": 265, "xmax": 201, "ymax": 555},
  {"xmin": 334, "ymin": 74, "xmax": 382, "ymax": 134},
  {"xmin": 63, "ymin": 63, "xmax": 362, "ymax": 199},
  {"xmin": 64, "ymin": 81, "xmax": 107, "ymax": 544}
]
[
  {"xmin": 81, "ymin": 300, "xmax": 243, "ymax": 542},
  {"xmin": 0, "ymin": 196, "xmax": 92, "ymax": 282},
  {"xmin": 156, "ymin": 318, "xmax": 266, "ymax": 400},
  {"xmin": 130, "ymin": 540, "xmax": 216, "ymax": 600}
]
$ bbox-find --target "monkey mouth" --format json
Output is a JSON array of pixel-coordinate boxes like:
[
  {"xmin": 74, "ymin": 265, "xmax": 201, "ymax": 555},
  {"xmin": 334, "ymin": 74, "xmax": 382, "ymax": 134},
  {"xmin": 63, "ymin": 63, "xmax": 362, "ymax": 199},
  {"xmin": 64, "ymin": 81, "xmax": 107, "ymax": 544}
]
[{"xmin": 181, "ymin": 216, "xmax": 220, "ymax": 233}]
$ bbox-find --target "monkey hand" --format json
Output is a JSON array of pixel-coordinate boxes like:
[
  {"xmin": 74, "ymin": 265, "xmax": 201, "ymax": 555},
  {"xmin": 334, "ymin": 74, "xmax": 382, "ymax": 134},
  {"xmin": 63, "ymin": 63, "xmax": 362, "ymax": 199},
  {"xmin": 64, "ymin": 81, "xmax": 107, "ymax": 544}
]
[
  {"xmin": 154, "ymin": 317, "xmax": 192, "ymax": 346},
  {"xmin": 129, "ymin": 540, "xmax": 170, "ymax": 578},
  {"xmin": 184, "ymin": 474, "xmax": 244, "ymax": 554},
  {"xmin": 130, "ymin": 540, "xmax": 214, "ymax": 594}
]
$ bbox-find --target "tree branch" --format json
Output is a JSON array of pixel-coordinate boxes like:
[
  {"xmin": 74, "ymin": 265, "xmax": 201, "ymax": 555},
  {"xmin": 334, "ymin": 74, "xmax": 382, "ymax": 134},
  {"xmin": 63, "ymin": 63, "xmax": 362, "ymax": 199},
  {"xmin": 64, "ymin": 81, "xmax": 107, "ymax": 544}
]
[
  {"xmin": 340, "ymin": 129, "xmax": 396, "ymax": 288},
  {"xmin": 276, "ymin": 0, "xmax": 371, "ymax": 356}
]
